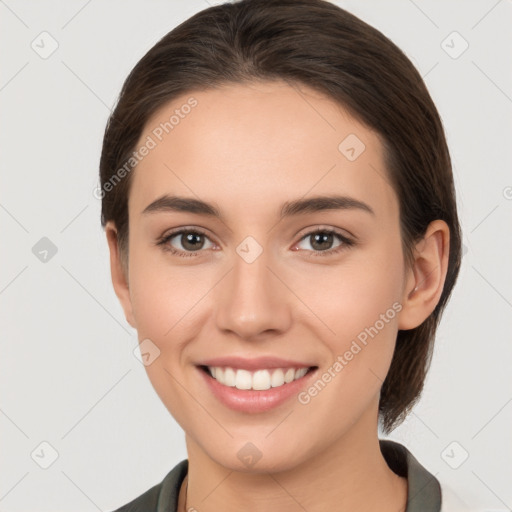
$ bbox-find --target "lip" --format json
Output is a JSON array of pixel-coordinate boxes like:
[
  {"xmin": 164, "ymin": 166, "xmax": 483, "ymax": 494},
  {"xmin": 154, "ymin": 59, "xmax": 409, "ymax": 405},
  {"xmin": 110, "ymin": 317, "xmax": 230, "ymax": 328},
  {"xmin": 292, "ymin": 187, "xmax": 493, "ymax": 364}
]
[
  {"xmin": 196, "ymin": 363, "xmax": 318, "ymax": 413},
  {"xmin": 197, "ymin": 356, "xmax": 315, "ymax": 371}
]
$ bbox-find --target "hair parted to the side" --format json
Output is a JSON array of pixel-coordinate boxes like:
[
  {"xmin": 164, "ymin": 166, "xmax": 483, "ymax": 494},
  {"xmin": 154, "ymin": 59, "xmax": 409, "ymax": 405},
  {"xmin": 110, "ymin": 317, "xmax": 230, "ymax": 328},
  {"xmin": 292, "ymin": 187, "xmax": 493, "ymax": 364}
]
[{"xmin": 99, "ymin": 0, "xmax": 462, "ymax": 433}]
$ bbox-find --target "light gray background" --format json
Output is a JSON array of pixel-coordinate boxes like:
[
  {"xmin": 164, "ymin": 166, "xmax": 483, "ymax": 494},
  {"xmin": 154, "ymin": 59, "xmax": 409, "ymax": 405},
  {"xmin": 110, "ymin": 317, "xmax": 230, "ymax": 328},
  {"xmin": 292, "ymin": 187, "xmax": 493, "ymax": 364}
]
[{"xmin": 1, "ymin": 1, "xmax": 511, "ymax": 511}]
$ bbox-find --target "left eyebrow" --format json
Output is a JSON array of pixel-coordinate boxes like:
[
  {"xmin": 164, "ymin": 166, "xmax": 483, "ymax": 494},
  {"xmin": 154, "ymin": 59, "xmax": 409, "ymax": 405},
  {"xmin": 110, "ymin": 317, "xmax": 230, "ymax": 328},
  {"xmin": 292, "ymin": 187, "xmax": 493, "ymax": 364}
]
[
  {"xmin": 141, "ymin": 194, "xmax": 375, "ymax": 219},
  {"xmin": 280, "ymin": 195, "xmax": 375, "ymax": 218}
]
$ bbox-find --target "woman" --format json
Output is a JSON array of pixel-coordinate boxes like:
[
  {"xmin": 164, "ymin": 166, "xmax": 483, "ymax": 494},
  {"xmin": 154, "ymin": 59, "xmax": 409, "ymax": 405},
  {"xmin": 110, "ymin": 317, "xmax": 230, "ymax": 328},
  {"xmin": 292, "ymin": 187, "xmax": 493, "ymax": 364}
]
[{"xmin": 99, "ymin": 0, "xmax": 471, "ymax": 510}]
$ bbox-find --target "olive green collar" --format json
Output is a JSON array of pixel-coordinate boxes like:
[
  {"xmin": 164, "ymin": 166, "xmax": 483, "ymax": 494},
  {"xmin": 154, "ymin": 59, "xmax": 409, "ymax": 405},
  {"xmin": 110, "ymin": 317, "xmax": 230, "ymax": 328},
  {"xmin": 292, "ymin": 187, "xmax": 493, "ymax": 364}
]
[{"xmin": 144, "ymin": 439, "xmax": 441, "ymax": 511}]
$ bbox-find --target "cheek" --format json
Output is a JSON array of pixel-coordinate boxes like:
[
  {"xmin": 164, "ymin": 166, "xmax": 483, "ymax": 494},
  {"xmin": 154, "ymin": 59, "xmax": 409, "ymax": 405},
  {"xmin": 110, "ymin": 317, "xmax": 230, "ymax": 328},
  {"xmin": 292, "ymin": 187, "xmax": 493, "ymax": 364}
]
[
  {"xmin": 293, "ymin": 242, "xmax": 404, "ymax": 341},
  {"xmin": 290, "ymin": 260, "xmax": 404, "ymax": 437},
  {"xmin": 295, "ymin": 239, "xmax": 405, "ymax": 399},
  {"xmin": 127, "ymin": 249, "xmax": 203, "ymax": 424},
  {"xmin": 127, "ymin": 237, "xmax": 203, "ymax": 336}
]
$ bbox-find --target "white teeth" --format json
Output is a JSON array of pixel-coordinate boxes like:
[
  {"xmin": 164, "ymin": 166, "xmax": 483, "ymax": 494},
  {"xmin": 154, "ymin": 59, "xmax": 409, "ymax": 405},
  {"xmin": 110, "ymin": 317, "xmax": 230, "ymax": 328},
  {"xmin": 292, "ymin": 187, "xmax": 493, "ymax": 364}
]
[
  {"xmin": 235, "ymin": 369, "xmax": 252, "ymax": 390},
  {"xmin": 252, "ymin": 370, "xmax": 271, "ymax": 390},
  {"xmin": 295, "ymin": 368, "xmax": 308, "ymax": 379},
  {"xmin": 223, "ymin": 367, "xmax": 236, "ymax": 387},
  {"xmin": 271, "ymin": 368, "xmax": 285, "ymax": 387},
  {"xmin": 284, "ymin": 368, "xmax": 295, "ymax": 383},
  {"xmin": 207, "ymin": 366, "xmax": 311, "ymax": 390}
]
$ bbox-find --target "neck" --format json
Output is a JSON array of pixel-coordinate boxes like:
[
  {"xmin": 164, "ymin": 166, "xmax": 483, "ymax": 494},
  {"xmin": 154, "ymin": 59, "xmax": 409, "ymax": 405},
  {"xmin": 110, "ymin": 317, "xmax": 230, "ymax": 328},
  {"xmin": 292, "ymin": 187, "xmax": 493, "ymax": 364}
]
[{"xmin": 179, "ymin": 409, "xmax": 407, "ymax": 512}]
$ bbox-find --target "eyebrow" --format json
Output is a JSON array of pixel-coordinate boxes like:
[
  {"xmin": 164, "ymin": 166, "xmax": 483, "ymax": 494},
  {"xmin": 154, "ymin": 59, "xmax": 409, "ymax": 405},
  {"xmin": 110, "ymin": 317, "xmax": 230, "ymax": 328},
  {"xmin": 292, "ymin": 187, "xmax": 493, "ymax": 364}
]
[{"xmin": 141, "ymin": 194, "xmax": 375, "ymax": 219}]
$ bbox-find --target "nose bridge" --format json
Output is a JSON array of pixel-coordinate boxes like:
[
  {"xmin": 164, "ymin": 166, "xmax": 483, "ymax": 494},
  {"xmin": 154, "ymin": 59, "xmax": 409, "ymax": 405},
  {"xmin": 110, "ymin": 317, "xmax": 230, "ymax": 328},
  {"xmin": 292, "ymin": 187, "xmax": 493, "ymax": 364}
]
[{"xmin": 214, "ymin": 237, "xmax": 291, "ymax": 339}]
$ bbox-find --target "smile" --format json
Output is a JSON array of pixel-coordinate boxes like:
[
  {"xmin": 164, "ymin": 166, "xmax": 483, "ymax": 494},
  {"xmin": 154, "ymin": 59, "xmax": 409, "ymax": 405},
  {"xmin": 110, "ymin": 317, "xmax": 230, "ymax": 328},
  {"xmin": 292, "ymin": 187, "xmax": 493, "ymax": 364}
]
[
  {"xmin": 196, "ymin": 356, "xmax": 319, "ymax": 412},
  {"xmin": 204, "ymin": 366, "xmax": 312, "ymax": 390}
]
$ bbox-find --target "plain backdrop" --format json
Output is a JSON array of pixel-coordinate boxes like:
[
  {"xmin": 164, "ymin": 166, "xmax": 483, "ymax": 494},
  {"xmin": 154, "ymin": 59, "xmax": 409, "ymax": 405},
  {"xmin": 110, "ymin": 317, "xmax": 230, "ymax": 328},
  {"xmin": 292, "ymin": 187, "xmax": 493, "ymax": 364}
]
[{"xmin": 1, "ymin": 1, "xmax": 511, "ymax": 511}]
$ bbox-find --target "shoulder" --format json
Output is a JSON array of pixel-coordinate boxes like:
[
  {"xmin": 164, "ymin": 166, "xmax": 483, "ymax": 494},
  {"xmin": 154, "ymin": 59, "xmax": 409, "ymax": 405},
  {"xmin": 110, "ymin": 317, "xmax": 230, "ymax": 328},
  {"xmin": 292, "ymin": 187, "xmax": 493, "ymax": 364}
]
[
  {"xmin": 109, "ymin": 459, "xmax": 188, "ymax": 512},
  {"xmin": 440, "ymin": 482, "xmax": 478, "ymax": 512}
]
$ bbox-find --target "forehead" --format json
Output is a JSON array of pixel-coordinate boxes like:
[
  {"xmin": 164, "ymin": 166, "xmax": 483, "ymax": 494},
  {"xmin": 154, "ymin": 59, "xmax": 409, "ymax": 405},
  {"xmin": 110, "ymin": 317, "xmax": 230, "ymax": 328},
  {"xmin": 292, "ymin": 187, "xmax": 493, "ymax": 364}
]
[{"xmin": 129, "ymin": 80, "xmax": 397, "ymax": 221}]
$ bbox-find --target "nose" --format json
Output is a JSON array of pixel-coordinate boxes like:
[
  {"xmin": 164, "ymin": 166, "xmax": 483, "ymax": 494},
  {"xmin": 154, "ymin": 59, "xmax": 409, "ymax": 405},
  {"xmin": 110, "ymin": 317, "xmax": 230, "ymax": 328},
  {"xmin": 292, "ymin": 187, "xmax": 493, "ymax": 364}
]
[{"xmin": 214, "ymin": 246, "xmax": 292, "ymax": 341}]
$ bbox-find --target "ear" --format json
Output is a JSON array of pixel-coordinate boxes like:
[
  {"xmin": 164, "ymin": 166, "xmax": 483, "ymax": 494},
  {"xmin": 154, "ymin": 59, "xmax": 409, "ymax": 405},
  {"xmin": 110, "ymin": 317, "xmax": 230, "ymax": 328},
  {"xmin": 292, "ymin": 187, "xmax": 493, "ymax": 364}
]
[
  {"xmin": 398, "ymin": 220, "xmax": 450, "ymax": 330},
  {"xmin": 105, "ymin": 221, "xmax": 137, "ymax": 329}
]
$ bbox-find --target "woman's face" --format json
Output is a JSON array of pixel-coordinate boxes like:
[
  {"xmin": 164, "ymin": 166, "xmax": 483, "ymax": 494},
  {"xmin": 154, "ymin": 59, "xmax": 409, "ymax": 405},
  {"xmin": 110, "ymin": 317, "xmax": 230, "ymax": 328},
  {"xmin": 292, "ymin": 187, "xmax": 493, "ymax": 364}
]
[{"xmin": 111, "ymin": 80, "xmax": 415, "ymax": 472}]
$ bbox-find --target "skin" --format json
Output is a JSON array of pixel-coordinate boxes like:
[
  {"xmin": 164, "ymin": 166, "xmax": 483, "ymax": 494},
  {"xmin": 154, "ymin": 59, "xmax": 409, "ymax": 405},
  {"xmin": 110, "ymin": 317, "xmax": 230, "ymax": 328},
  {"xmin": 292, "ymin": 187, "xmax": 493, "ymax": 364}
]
[{"xmin": 105, "ymin": 80, "xmax": 449, "ymax": 512}]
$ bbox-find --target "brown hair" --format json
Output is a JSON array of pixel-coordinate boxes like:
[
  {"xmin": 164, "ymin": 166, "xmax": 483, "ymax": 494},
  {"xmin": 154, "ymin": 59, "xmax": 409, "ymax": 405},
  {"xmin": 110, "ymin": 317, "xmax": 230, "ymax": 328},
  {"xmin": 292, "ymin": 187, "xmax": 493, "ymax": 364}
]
[{"xmin": 99, "ymin": 0, "xmax": 462, "ymax": 433}]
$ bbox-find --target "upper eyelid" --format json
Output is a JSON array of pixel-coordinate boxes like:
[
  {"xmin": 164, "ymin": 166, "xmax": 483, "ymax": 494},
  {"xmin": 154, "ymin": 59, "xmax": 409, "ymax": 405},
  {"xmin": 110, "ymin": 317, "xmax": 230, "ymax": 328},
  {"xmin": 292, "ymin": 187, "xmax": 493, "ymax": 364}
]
[{"xmin": 295, "ymin": 224, "xmax": 353, "ymax": 240}]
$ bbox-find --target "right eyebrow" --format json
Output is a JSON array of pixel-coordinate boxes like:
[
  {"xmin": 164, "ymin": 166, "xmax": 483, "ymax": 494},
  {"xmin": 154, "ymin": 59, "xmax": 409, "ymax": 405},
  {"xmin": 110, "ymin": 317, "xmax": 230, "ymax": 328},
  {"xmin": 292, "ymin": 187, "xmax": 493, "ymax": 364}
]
[{"xmin": 142, "ymin": 195, "xmax": 223, "ymax": 219}]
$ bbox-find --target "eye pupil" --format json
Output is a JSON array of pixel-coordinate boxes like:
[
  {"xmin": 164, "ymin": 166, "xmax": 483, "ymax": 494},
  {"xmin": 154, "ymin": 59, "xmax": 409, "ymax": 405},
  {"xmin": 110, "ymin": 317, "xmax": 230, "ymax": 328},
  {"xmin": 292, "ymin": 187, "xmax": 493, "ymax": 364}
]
[{"xmin": 311, "ymin": 232, "xmax": 333, "ymax": 251}]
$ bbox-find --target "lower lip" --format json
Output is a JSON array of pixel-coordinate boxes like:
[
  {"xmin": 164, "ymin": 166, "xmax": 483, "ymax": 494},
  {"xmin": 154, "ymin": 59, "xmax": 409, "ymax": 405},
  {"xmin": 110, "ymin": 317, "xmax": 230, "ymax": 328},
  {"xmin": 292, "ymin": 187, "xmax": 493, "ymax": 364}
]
[{"xmin": 197, "ymin": 366, "xmax": 318, "ymax": 413}]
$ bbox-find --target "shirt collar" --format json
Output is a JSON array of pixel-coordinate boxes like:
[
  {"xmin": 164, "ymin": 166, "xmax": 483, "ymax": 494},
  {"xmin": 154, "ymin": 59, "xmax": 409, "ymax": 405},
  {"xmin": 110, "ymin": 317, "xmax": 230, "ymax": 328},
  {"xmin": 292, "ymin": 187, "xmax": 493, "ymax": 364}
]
[
  {"xmin": 156, "ymin": 440, "xmax": 441, "ymax": 512},
  {"xmin": 380, "ymin": 439, "xmax": 441, "ymax": 511}
]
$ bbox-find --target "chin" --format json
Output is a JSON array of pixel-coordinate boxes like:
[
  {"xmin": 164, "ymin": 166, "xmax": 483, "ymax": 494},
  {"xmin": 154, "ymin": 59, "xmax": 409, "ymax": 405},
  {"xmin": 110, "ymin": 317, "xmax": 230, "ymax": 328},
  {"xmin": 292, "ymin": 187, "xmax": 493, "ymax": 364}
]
[{"xmin": 198, "ymin": 434, "xmax": 316, "ymax": 475}]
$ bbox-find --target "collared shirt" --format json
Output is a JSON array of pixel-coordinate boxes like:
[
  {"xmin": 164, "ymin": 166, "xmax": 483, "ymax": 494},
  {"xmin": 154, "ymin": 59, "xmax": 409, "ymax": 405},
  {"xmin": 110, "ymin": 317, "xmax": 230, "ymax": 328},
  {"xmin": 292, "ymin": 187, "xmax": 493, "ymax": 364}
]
[{"xmin": 110, "ymin": 439, "xmax": 470, "ymax": 511}]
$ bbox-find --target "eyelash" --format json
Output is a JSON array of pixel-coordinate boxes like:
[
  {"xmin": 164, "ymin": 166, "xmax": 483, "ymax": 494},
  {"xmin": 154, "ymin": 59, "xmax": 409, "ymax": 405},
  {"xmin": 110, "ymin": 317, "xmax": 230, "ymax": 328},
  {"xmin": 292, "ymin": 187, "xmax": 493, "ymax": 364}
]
[{"xmin": 156, "ymin": 227, "xmax": 355, "ymax": 258}]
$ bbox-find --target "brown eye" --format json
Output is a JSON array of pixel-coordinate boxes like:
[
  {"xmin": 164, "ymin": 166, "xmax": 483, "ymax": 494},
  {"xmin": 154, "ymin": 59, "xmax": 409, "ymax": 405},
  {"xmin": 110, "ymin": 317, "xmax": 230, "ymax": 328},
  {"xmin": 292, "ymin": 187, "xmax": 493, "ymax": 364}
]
[
  {"xmin": 177, "ymin": 232, "xmax": 206, "ymax": 251},
  {"xmin": 295, "ymin": 228, "xmax": 354, "ymax": 257},
  {"xmin": 157, "ymin": 228, "xmax": 215, "ymax": 257},
  {"xmin": 309, "ymin": 232, "xmax": 336, "ymax": 251}
]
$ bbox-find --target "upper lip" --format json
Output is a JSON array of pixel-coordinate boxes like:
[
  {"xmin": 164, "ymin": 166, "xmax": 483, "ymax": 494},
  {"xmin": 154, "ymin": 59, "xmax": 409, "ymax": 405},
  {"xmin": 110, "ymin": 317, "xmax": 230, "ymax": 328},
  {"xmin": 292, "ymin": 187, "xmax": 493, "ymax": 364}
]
[{"xmin": 197, "ymin": 356, "xmax": 316, "ymax": 371}]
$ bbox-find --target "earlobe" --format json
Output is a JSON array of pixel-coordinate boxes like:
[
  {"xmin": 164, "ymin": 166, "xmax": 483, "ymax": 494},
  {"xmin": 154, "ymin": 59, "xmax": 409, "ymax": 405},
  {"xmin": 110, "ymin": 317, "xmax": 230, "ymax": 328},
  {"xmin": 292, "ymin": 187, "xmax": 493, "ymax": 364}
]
[
  {"xmin": 105, "ymin": 221, "xmax": 137, "ymax": 329},
  {"xmin": 398, "ymin": 220, "xmax": 450, "ymax": 330}
]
